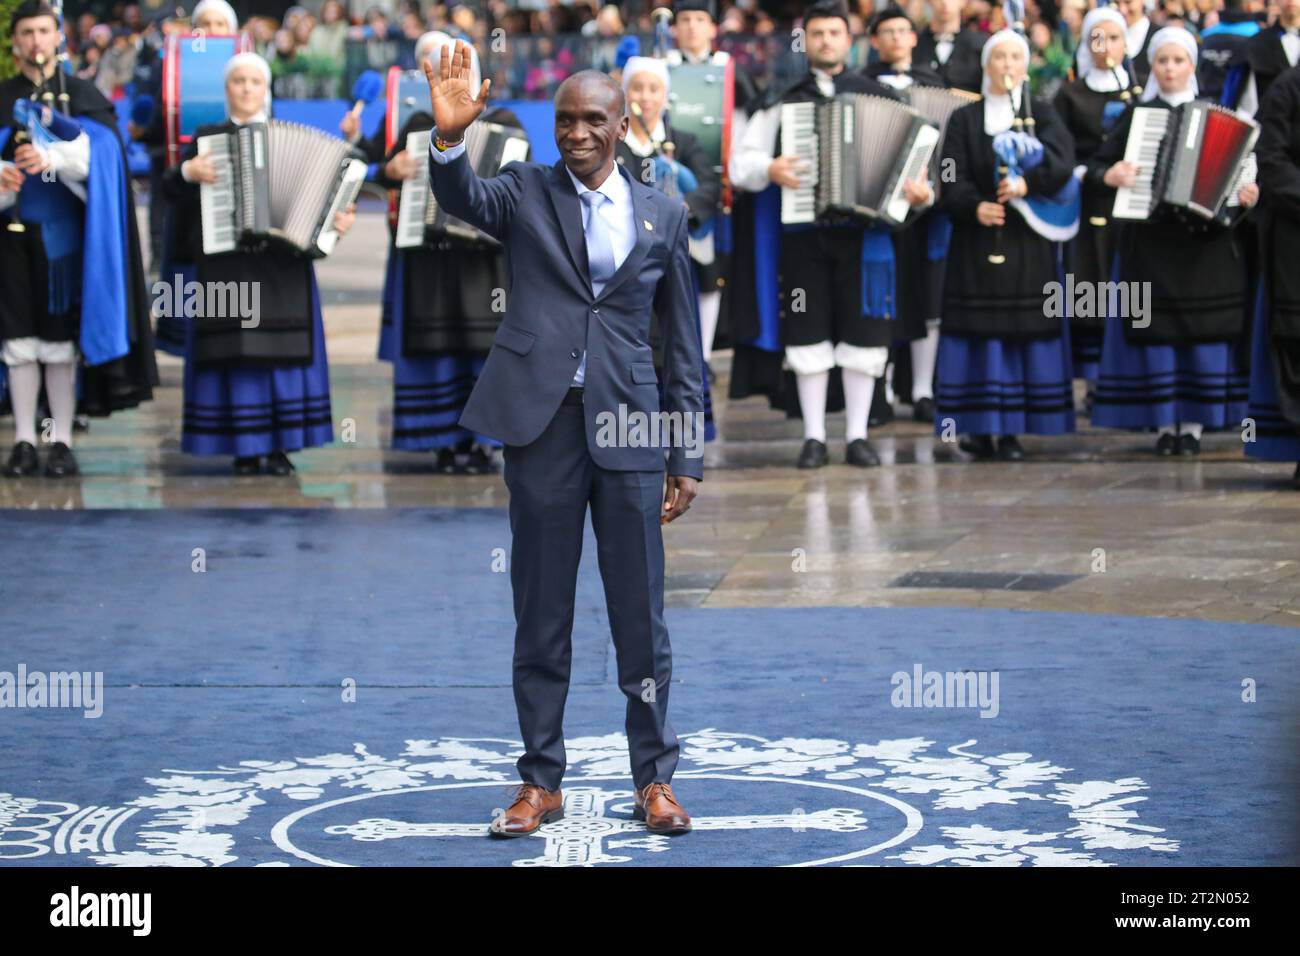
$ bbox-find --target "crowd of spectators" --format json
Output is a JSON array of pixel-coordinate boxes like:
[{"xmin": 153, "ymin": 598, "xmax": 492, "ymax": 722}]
[{"xmin": 49, "ymin": 0, "xmax": 1294, "ymax": 103}]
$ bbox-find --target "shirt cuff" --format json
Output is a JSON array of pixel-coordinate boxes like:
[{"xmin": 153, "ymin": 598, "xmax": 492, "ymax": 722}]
[
  {"xmin": 428, "ymin": 130, "xmax": 467, "ymax": 164},
  {"xmin": 46, "ymin": 132, "xmax": 90, "ymax": 183}
]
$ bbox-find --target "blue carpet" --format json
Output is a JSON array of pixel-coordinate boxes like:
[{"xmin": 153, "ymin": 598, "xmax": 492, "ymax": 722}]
[{"xmin": 0, "ymin": 510, "xmax": 1296, "ymax": 867}]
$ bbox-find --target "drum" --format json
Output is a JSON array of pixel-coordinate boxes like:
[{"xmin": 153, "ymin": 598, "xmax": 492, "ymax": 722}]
[
  {"xmin": 162, "ymin": 32, "xmax": 254, "ymax": 168},
  {"xmin": 666, "ymin": 60, "xmax": 734, "ymax": 175}
]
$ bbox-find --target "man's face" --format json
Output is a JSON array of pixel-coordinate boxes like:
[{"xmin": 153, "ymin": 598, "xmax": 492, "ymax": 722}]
[
  {"xmin": 871, "ymin": 16, "xmax": 916, "ymax": 65},
  {"xmin": 804, "ymin": 15, "xmax": 851, "ymax": 71},
  {"xmin": 929, "ymin": 0, "xmax": 960, "ymax": 23},
  {"xmin": 674, "ymin": 11, "xmax": 717, "ymax": 54},
  {"xmin": 554, "ymin": 74, "xmax": 628, "ymax": 180},
  {"xmin": 1115, "ymin": 0, "xmax": 1145, "ymax": 25},
  {"xmin": 1283, "ymin": 0, "xmax": 1300, "ymax": 22},
  {"xmin": 12, "ymin": 14, "xmax": 60, "ymax": 67}
]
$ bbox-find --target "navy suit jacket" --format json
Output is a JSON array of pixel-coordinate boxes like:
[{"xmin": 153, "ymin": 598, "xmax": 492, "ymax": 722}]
[{"xmin": 427, "ymin": 136, "xmax": 706, "ymax": 480}]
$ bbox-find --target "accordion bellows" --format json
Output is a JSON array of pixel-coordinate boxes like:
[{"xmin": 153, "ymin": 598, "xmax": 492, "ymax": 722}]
[
  {"xmin": 198, "ymin": 120, "xmax": 367, "ymax": 257},
  {"xmin": 1112, "ymin": 101, "xmax": 1259, "ymax": 223},
  {"xmin": 780, "ymin": 93, "xmax": 940, "ymax": 228}
]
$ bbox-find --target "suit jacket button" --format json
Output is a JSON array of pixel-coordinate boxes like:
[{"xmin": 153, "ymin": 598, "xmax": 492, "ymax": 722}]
[
  {"xmin": 571, "ymin": 349, "xmax": 580, "ymax": 358},
  {"xmin": 592, "ymin": 307, "xmax": 599, "ymax": 313}
]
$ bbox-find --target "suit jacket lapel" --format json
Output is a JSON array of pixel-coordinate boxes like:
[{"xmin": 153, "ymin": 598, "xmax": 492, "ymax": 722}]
[
  {"xmin": 546, "ymin": 160, "xmax": 591, "ymax": 289},
  {"xmin": 595, "ymin": 165, "xmax": 658, "ymax": 304}
]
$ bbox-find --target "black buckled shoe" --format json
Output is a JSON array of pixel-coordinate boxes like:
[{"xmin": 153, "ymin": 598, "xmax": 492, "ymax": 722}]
[
  {"xmin": 4, "ymin": 441, "xmax": 39, "ymax": 478},
  {"xmin": 265, "ymin": 451, "xmax": 296, "ymax": 476},
  {"xmin": 463, "ymin": 445, "xmax": 496, "ymax": 475},
  {"xmin": 1177, "ymin": 433, "xmax": 1201, "ymax": 456},
  {"xmin": 233, "ymin": 455, "xmax": 261, "ymax": 475},
  {"xmin": 912, "ymin": 397, "xmax": 936, "ymax": 422},
  {"xmin": 43, "ymin": 442, "xmax": 79, "ymax": 478},
  {"xmin": 996, "ymin": 435, "xmax": 1026, "ymax": 461},
  {"xmin": 796, "ymin": 438, "xmax": 828, "ymax": 469},
  {"xmin": 1155, "ymin": 433, "xmax": 1178, "ymax": 456},
  {"xmin": 434, "ymin": 447, "xmax": 457, "ymax": 474},
  {"xmin": 846, "ymin": 438, "xmax": 881, "ymax": 467},
  {"xmin": 958, "ymin": 434, "xmax": 997, "ymax": 460}
]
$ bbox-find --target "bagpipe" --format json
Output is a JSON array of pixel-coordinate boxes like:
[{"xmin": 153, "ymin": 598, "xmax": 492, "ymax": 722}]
[{"xmin": 988, "ymin": 1, "xmax": 1080, "ymax": 263}]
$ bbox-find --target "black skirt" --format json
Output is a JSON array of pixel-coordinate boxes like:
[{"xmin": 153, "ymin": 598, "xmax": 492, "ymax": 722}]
[{"xmin": 401, "ymin": 236, "xmax": 507, "ymax": 356}]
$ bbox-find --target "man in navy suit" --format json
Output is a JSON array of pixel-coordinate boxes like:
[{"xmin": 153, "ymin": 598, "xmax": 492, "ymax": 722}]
[{"xmin": 423, "ymin": 41, "xmax": 704, "ymax": 838}]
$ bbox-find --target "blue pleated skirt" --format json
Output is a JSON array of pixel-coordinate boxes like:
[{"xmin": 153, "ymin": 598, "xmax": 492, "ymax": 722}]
[
  {"xmin": 1245, "ymin": 281, "xmax": 1300, "ymax": 461},
  {"xmin": 934, "ymin": 320, "xmax": 1076, "ymax": 437},
  {"xmin": 379, "ymin": 248, "xmax": 498, "ymax": 451},
  {"xmin": 180, "ymin": 270, "xmax": 333, "ymax": 457},
  {"xmin": 1091, "ymin": 310, "xmax": 1249, "ymax": 431}
]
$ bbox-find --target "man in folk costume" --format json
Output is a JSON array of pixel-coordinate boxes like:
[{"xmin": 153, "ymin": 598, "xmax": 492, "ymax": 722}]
[
  {"xmin": 864, "ymin": 5, "xmax": 948, "ymax": 425},
  {"xmin": 0, "ymin": 0, "xmax": 157, "ymax": 478},
  {"xmin": 664, "ymin": 0, "xmax": 758, "ymax": 374},
  {"xmin": 914, "ymin": 0, "xmax": 986, "ymax": 94},
  {"xmin": 730, "ymin": 0, "xmax": 933, "ymax": 469}
]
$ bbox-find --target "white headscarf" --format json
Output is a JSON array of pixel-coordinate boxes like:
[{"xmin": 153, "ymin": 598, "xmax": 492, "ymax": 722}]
[
  {"xmin": 981, "ymin": 29, "xmax": 1028, "ymax": 134},
  {"xmin": 1076, "ymin": 6, "xmax": 1128, "ymax": 92},
  {"xmin": 192, "ymin": 0, "xmax": 239, "ymax": 34},
  {"xmin": 1140, "ymin": 26, "xmax": 1199, "ymax": 103},
  {"xmin": 621, "ymin": 56, "xmax": 670, "ymax": 100},
  {"xmin": 416, "ymin": 31, "xmax": 482, "ymax": 95},
  {"xmin": 224, "ymin": 52, "xmax": 273, "ymax": 121}
]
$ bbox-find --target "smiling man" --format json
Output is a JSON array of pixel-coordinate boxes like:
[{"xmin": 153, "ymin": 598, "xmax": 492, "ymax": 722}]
[{"xmin": 422, "ymin": 42, "xmax": 704, "ymax": 838}]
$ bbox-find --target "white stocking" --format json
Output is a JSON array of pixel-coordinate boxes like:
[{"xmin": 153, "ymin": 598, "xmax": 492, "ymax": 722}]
[
  {"xmin": 7, "ymin": 362, "xmax": 40, "ymax": 446},
  {"xmin": 795, "ymin": 370, "xmax": 829, "ymax": 443},
  {"xmin": 43, "ymin": 361, "xmax": 77, "ymax": 447},
  {"xmin": 842, "ymin": 368, "xmax": 875, "ymax": 443}
]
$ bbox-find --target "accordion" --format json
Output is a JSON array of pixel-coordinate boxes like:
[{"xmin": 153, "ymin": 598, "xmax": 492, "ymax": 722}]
[
  {"xmin": 902, "ymin": 85, "xmax": 980, "ymax": 199},
  {"xmin": 396, "ymin": 121, "xmax": 530, "ymax": 249},
  {"xmin": 197, "ymin": 120, "xmax": 367, "ymax": 257},
  {"xmin": 779, "ymin": 93, "xmax": 939, "ymax": 228},
  {"xmin": 1112, "ymin": 102, "xmax": 1259, "ymax": 223}
]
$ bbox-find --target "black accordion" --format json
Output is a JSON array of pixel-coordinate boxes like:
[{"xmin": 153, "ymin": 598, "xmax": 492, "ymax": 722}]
[
  {"xmin": 1112, "ymin": 101, "xmax": 1259, "ymax": 224},
  {"xmin": 396, "ymin": 122, "xmax": 530, "ymax": 249},
  {"xmin": 197, "ymin": 120, "xmax": 367, "ymax": 257},
  {"xmin": 779, "ymin": 93, "xmax": 939, "ymax": 228}
]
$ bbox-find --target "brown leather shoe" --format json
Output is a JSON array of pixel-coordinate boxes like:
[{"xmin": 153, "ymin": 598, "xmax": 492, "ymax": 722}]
[
  {"xmin": 633, "ymin": 781, "xmax": 692, "ymax": 834},
  {"xmin": 488, "ymin": 783, "xmax": 564, "ymax": 838}
]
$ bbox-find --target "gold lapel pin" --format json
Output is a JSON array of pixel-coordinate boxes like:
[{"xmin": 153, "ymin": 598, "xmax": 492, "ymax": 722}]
[{"xmin": 643, "ymin": 219, "xmax": 654, "ymax": 232}]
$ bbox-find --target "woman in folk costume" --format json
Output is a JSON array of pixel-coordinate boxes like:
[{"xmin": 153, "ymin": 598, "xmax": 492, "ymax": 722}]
[
  {"xmin": 614, "ymin": 54, "xmax": 719, "ymax": 443},
  {"xmin": 1245, "ymin": 66, "xmax": 1300, "ymax": 486},
  {"xmin": 1053, "ymin": 4, "xmax": 1138, "ymax": 405},
  {"xmin": 162, "ymin": 52, "xmax": 357, "ymax": 475},
  {"xmin": 933, "ymin": 26, "xmax": 1078, "ymax": 461},
  {"xmin": 1089, "ymin": 26, "xmax": 1259, "ymax": 456},
  {"xmin": 152, "ymin": 0, "xmax": 243, "ymax": 358},
  {"xmin": 365, "ymin": 32, "xmax": 520, "ymax": 473}
]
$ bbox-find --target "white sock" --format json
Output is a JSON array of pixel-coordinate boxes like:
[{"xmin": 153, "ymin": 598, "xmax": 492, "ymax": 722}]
[
  {"xmin": 43, "ymin": 361, "xmax": 76, "ymax": 447},
  {"xmin": 910, "ymin": 320, "xmax": 940, "ymax": 402},
  {"xmin": 8, "ymin": 362, "xmax": 41, "ymax": 446},
  {"xmin": 883, "ymin": 362, "xmax": 896, "ymax": 405},
  {"xmin": 796, "ymin": 370, "xmax": 829, "ymax": 443},
  {"xmin": 1181, "ymin": 422, "xmax": 1204, "ymax": 439},
  {"xmin": 698, "ymin": 290, "xmax": 721, "ymax": 359},
  {"xmin": 842, "ymin": 368, "xmax": 875, "ymax": 443},
  {"xmin": 1157, "ymin": 424, "xmax": 1177, "ymax": 437}
]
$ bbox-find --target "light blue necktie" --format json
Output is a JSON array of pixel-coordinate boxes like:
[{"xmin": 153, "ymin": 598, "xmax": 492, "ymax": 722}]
[{"xmin": 573, "ymin": 190, "xmax": 617, "ymax": 386}]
